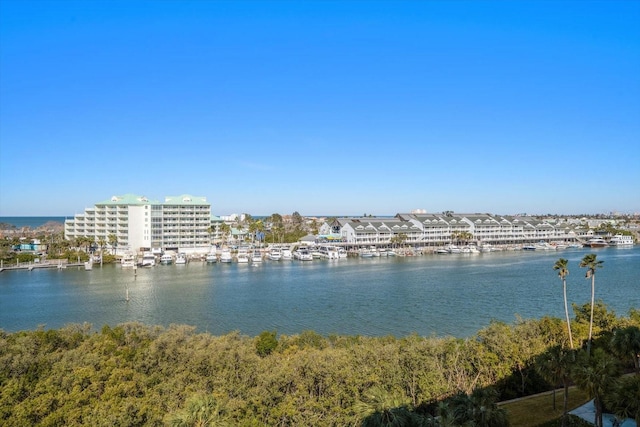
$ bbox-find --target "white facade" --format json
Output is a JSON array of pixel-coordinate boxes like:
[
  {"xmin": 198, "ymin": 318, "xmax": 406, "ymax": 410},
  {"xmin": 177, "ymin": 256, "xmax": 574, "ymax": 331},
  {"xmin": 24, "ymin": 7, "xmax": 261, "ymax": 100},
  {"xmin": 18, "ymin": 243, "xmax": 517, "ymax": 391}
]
[{"xmin": 65, "ymin": 194, "xmax": 211, "ymax": 254}]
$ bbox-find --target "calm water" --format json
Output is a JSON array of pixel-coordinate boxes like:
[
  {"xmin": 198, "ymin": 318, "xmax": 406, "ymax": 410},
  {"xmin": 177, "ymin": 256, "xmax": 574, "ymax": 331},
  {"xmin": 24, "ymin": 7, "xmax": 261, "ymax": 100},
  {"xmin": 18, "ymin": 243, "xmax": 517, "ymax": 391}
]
[
  {"xmin": 0, "ymin": 216, "xmax": 66, "ymax": 228},
  {"xmin": 1, "ymin": 247, "xmax": 638, "ymax": 337}
]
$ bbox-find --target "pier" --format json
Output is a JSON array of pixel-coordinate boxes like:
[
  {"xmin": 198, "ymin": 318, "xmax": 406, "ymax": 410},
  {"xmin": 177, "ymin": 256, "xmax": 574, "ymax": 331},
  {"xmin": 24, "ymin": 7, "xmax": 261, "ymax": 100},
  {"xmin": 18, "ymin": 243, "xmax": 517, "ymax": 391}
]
[{"xmin": 0, "ymin": 260, "xmax": 85, "ymax": 273}]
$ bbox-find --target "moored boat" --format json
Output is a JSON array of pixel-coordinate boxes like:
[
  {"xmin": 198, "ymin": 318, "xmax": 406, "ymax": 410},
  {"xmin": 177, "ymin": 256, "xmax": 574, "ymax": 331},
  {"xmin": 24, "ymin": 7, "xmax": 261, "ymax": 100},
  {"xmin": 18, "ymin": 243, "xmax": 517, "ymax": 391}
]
[
  {"xmin": 268, "ymin": 247, "xmax": 282, "ymax": 261},
  {"xmin": 121, "ymin": 253, "xmax": 137, "ymax": 268},
  {"xmin": 140, "ymin": 252, "xmax": 156, "ymax": 267},
  {"xmin": 608, "ymin": 234, "xmax": 634, "ymax": 247},
  {"xmin": 219, "ymin": 248, "xmax": 233, "ymax": 263},
  {"xmin": 585, "ymin": 238, "xmax": 608, "ymax": 248},
  {"xmin": 293, "ymin": 247, "xmax": 313, "ymax": 261}
]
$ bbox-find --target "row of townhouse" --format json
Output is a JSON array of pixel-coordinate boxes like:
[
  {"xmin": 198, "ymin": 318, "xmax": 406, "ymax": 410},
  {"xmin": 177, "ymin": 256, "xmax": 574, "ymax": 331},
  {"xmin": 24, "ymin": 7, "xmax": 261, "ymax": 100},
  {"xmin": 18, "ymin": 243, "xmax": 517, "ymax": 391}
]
[
  {"xmin": 322, "ymin": 213, "xmax": 591, "ymax": 246},
  {"xmin": 64, "ymin": 194, "xmax": 212, "ymax": 254}
]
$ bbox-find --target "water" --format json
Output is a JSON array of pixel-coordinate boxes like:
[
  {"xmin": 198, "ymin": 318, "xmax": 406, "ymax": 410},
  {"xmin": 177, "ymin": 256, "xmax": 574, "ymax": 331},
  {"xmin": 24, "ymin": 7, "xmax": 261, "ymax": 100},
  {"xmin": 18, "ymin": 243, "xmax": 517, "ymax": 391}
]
[
  {"xmin": 0, "ymin": 216, "xmax": 66, "ymax": 228},
  {"xmin": 1, "ymin": 247, "xmax": 638, "ymax": 337}
]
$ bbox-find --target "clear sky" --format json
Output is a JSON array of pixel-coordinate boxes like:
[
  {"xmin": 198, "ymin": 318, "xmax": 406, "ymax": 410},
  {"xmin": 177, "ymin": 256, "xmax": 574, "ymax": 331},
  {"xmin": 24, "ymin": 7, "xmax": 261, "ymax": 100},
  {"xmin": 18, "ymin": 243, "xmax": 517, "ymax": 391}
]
[{"xmin": 1, "ymin": 0, "xmax": 639, "ymax": 217}]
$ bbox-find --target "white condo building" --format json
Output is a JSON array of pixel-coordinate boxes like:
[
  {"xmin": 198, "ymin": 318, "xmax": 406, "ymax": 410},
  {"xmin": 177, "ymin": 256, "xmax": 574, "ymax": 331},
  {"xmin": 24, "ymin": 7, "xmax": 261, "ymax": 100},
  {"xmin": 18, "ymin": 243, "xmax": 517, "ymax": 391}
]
[{"xmin": 64, "ymin": 194, "xmax": 211, "ymax": 254}]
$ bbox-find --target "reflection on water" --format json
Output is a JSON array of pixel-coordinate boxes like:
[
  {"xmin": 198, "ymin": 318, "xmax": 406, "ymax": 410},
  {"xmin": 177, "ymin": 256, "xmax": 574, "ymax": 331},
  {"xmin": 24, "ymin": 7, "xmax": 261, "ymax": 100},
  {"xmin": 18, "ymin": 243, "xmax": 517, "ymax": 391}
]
[{"xmin": 1, "ymin": 247, "xmax": 638, "ymax": 337}]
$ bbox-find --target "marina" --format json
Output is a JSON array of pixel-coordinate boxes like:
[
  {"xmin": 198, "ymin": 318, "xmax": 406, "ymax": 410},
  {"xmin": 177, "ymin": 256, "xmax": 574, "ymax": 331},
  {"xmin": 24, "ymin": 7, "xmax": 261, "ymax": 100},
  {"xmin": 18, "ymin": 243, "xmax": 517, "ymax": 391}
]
[{"xmin": 1, "ymin": 246, "xmax": 638, "ymax": 338}]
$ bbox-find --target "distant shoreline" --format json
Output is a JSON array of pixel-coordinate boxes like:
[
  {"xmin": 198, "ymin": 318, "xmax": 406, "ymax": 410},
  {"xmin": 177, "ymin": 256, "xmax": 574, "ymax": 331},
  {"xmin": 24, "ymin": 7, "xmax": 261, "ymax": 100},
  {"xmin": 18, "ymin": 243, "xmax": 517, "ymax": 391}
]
[{"xmin": 0, "ymin": 216, "xmax": 67, "ymax": 229}]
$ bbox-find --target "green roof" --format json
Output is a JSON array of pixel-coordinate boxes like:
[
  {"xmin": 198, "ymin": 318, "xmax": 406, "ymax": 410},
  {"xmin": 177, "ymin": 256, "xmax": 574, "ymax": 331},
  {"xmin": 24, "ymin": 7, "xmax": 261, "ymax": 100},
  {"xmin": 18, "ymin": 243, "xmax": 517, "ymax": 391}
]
[{"xmin": 96, "ymin": 194, "xmax": 157, "ymax": 205}]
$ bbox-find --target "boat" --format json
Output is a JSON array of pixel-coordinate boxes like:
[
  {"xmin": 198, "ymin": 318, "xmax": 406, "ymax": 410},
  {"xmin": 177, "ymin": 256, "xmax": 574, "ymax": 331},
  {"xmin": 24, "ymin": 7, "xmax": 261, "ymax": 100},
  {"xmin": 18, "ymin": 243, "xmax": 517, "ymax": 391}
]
[
  {"xmin": 479, "ymin": 244, "xmax": 494, "ymax": 253},
  {"xmin": 293, "ymin": 247, "xmax": 313, "ymax": 261},
  {"xmin": 160, "ymin": 253, "xmax": 174, "ymax": 265},
  {"xmin": 608, "ymin": 234, "xmax": 634, "ymax": 247},
  {"xmin": 319, "ymin": 245, "xmax": 340, "ymax": 259},
  {"xmin": 175, "ymin": 253, "xmax": 188, "ymax": 265},
  {"xmin": 446, "ymin": 245, "xmax": 461, "ymax": 254},
  {"xmin": 205, "ymin": 252, "xmax": 218, "ymax": 263},
  {"xmin": 236, "ymin": 248, "xmax": 249, "ymax": 263},
  {"xmin": 308, "ymin": 246, "xmax": 322, "ymax": 259},
  {"xmin": 585, "ymin": 238, "xmax": 608, "ymax": 248},
  {"xmin": 522, "ymin": 245, "xmax": 536, "ymax": 251},
  {"xmin": 386, "ymin": 249, "xmax": 397, "ymax": 256},
  {"xmin": 358, "ymin": 248, "xmax": 374, "ymax": 258},
  {"xmin": 281, "ymin": 248, "xmax": 293, "ymax": 260},
  {"xmin": 140, "ymin": 252, "xmax": 156, "ymax": 267},
  {"xmin": 250, "ymin": 250, "xmax": 263, "ymax": 263},
  {"xmin": 337, "ymin": 247, "xmax": 347, "ymax": 259},
  {"xmin": 84, "ymin": 260, "xmax": 93, "ymax": 270},
  {"xmin": 121, "ymin": 253, "xmax": 136, "ymax": 268},
  {"xmin": 219, "ymin": 248, "xmax": 233, "ymax": 263},
  {"xmin": 268, "ymin": 247, "xmax": 282, "ymax": 261},
  {"xmin": 434, "ymin": 248, "xmax": 449, "ymax": 255}
]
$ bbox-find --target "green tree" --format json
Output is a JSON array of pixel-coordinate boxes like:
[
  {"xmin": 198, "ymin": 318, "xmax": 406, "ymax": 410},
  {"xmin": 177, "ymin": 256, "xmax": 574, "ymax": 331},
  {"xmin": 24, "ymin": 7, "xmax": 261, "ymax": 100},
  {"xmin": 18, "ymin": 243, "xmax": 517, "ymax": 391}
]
[
  {"xmin": 536, "ymin": 345, "xmax": 575, "ymax": 427},
  {"xmin": 449, "ymin": 388, "xmax": 509, "ymax": 427},
  {"xmin": 604, "ymin": 375, "xmax": 640, "ymax": 423},
  {"xmin": 571, "ymin": 348, "xmax": 620, "ymax": 427},
  {"xmin": 610, "ymin": 326, "xmax": 640, "ymax": 374},
  {"xmin": 168, "ymin": 394, "xmax": 230, "ymax": 426},
  {"xmin": 554, "ymin": 258, "xmax": 574, "ymax": 349},
  {"xmin": 255, "ymin": 330, "xmax": 278, "ymax": 357},
  {"xmin": 579, "ymin": 253, "xmax": 604, "ymax": 356},
  {"xmin": 108, "ymin": 233, "xmax": 118, "ymax": 255}
]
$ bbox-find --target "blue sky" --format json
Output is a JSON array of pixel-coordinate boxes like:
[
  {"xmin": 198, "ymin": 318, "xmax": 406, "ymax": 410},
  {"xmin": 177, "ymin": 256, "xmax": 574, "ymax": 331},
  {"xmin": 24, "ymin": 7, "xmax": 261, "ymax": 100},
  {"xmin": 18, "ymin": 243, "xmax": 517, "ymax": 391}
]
[{"xmin": 1, "ymin": 0, "xmax": 639, "ymax": 217}]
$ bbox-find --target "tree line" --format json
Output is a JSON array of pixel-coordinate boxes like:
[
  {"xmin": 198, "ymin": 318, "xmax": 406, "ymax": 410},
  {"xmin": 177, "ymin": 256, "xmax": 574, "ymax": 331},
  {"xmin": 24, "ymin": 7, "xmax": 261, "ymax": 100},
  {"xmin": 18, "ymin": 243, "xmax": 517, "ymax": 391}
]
[{"xmin": 1, "ymin": 303, "xmax": 638, "ymax": 426}]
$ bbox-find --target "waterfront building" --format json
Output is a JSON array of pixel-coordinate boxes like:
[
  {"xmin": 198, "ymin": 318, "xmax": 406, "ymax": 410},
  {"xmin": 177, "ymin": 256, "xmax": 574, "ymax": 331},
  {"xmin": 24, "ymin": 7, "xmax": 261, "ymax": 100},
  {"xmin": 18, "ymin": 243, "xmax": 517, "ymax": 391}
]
[
  {"xmin": 327, "ymin": 213, "xmax": 584, "ymax": 247},
  {"xmin": 65, "ymin": 194, "xmax": 211, "ymax": 254}
]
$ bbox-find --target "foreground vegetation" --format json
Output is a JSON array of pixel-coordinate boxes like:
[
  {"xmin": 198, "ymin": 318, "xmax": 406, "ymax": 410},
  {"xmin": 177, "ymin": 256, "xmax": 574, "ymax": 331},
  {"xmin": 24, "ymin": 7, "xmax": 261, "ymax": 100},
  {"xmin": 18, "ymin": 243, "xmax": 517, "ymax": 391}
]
[{"xmin": 1, "ymin": 303, "xmax": 638, "ymax": 426}]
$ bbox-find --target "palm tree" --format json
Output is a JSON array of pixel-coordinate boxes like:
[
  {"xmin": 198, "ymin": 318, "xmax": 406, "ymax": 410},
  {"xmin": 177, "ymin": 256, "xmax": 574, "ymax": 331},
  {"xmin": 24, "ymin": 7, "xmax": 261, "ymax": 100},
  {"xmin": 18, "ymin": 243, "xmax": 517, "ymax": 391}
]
[
  {"xmin": 579, "ymin": 253, "xmax": 604, "ymax": 356},
  {"xmin": 536, "ymin": 345, "xmax": 575, "ymax": 427},
  {"xmin": 449, "ymin": 388, "xmax": 509, "ymax": 427},
  {"xmin": 571, "ymin": 348, "xmax": 620, "ymax": 427},
  {"xmin": 554, "ymin": 258, "xmax": 574, "ymax": 349},
  {"xmin": 610, "ymin": 325, "xmax": 640, "ymax": 375},
  {"xmin": 354, "ymin": 386, "xmax": 421, "ymax": 427},
  {"xmin": 218, "ymin": 223, "xmax": 231, "ymax": 247},
  {"xmin": 108, "ymin": 233, "xmax": 118, "ymax": 255},
  {"xmin": 604, "ymin": 375, "xmax": 640, "ymax": 423}
]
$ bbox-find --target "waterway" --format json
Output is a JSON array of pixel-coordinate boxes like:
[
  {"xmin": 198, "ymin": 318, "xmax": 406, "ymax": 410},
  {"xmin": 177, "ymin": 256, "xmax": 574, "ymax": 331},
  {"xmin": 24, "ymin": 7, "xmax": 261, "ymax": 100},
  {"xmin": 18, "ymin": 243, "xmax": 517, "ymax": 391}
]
[{"xmin": 1, "ymin": 246, "xmax": 638, "ymax": 338}]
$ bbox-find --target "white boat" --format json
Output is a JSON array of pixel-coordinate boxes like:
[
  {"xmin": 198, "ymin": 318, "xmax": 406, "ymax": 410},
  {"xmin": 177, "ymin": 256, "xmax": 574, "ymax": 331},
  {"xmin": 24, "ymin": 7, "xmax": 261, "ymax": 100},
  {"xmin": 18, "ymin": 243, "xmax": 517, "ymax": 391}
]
[
  {"xmin": 386, "ymin": 249, "xmax": 397, "ymax": 256},
  {"xmin": 175, "ymin": 253, "xmax": 188, "ymax": 265},
  {"xmin": 608, "ymin": 234, "xmax": 634, "ymax": 246},
  {"xmin": 160, "ymin": 253, "xmax": 174, "ymax": 265},
  {"xmin": 319, "ymin": 245, "xmax": 340, "ymax": 259},
  {"xmin": 434, "ymin": 248, "xmax": 449, "ymax": 255},
  {"xmin": 84, "ymin": 261, "xmax": 93, "ymax": 270},
  {"xmin": 121, "ymin": 253, "xmax": 136, "ymax": 268},
  {"xmin": 522, "ymin": 245, "xmax": 536, "ymax": 251},
  {"xmin": 219, "ymin": 248, "xmax": 233, "ymax": 263},
  {"xmin": 140, "ymin": 252, "xmax": 156, "ymax": 267},
  {"xmin": 446, "ymin": 245, "xmax": 461, "ymax": 254},
  {"xmin": 308, "ymin": 246, "xmax": 322, "ymax": 259},
  {"xmin": 205, "ymin": 252, "xmax": 218, "ymax": 263},
  {"xmin": 236, "ymin": 248, "xmax": 249, "ymax": 263},
  {"xmin": 293, "ymin": 247, "xmax": 313, "ymax": 261},
  {"xmin": 250, "ymin": 250, "xmax": 263, "ymax": 263},
  {"xmin": 359, "ymin": 248, "xmax": 374, "ymax": 258},
  {"xmin": 268, "ymin": 247, "xmax": 282, "ymax": 261},
  {"xmin": 281, "ymin": 248, "xmax": 293, "ymax": 260},
  {"xmin": 338, "ymin": 247, "xmax": 347, "ymax": 259}
]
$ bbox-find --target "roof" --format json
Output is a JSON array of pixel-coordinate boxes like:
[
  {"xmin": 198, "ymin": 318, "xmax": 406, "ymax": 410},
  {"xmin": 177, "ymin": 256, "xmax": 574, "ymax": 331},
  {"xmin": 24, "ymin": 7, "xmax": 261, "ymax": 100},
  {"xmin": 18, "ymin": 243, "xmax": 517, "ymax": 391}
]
[
  {"xmin": 96, "ymin": 194, "xmax": 157, "ymax": 205},
  {"xmin": 163, "ymin": 194, "xmax": 208, "ymax": 205}
]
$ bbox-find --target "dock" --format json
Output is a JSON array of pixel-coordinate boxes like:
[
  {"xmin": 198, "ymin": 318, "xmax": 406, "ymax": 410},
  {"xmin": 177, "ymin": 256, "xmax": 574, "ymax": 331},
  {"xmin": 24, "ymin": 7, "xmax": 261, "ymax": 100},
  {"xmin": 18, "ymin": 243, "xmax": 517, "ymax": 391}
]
[{"xmin": 0, "ymin": 261, "xmax": 86, "ymax": 273}]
